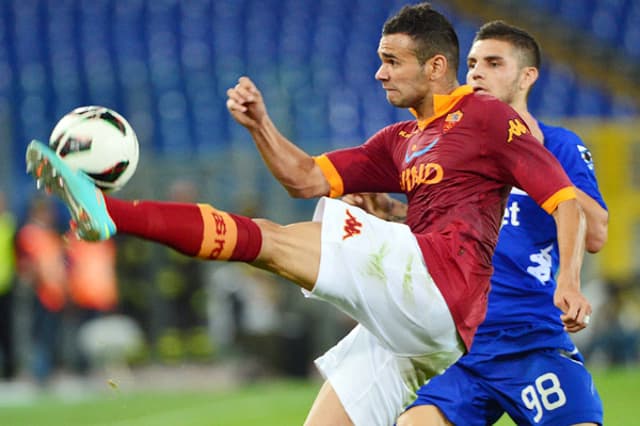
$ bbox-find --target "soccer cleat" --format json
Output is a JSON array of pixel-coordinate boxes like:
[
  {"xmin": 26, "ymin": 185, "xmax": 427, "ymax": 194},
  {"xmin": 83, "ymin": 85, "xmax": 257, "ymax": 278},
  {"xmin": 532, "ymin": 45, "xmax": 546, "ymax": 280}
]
[{"xmin": 25, "ymin": 140, "xmax": 116, "ymax": 241}]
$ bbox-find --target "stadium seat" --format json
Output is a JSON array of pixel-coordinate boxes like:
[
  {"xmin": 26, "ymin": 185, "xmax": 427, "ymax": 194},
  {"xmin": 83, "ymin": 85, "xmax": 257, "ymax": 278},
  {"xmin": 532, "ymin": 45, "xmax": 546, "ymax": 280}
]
[{"xmin": 1, "ymin": 0, "xmax": 635, "ymax": 185}]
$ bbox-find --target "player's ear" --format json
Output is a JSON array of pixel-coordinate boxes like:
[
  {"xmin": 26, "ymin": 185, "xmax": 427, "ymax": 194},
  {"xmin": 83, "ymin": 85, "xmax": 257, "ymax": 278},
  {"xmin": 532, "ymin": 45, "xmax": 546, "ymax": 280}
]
[
  {"xmin": 425, "ymin": 54, "xmax": 448, "ymax": 81},
  {"xmin": 520, "ymin": 66, "xmax": 539, "ymax": 92}
]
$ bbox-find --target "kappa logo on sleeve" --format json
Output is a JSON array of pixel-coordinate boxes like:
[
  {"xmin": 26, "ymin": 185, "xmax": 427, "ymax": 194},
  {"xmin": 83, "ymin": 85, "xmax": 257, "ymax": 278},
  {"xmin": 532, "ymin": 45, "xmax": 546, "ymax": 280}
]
[
  {"xmin": 343, "ymin": 209, "xmax": 363, "ymax": 240},
  {"xmin": 506, "ymin": 118, "xmax": 528, "ymax": 143}
]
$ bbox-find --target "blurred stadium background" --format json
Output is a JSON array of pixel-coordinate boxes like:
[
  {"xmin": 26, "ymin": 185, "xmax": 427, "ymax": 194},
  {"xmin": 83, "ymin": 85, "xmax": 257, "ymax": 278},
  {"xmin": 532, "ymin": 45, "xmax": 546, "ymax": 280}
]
[{"xmin": 0, "ymin": 0, "xmax": 638, "ymax": 424}]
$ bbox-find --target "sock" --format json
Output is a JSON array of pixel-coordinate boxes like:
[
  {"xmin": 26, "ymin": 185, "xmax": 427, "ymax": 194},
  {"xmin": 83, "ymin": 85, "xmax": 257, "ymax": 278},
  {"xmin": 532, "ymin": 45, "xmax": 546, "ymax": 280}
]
[{"xmin": 104, "ymin": 197, "xmax": 262, "ymax": 262}]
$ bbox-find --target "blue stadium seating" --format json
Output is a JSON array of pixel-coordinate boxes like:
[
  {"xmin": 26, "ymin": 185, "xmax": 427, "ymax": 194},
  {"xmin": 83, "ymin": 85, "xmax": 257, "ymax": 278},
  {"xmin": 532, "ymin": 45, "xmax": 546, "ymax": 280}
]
[
  {"xmin": 2, "ymin": 0, "xmax": 636, "ymax": 182},
  {"xmin": 524, "ymin": 0, "xmax": 640, "ymax": 63}
]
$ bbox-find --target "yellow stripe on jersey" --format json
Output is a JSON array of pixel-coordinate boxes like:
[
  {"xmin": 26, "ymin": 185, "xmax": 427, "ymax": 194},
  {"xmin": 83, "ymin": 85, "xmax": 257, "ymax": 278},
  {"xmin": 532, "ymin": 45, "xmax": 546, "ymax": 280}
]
[
  {"xmin": 197, "ymin": 204, "xmax": 238, "ymax": 260},
  {"xmin": 314, "ymin": 155, "xmax": 344, "ymax": 198},
  {"xmin": 541, "ymin": 186, "xmax": 577, "ymax": 214},
  {"xmin": 410, "ymin": 85, "xmax": 474, "ymax": 130}
]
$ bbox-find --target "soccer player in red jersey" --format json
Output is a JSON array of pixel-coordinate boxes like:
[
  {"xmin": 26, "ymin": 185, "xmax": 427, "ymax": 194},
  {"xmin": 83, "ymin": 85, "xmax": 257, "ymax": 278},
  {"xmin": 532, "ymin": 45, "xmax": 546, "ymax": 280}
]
[
  {"xmin": 338, "ymin": 21, "xmax": 607, "ymax": 426},
  {"xmin": 26, "ymin": 3, "xmax": 589, "ymax": 424}
]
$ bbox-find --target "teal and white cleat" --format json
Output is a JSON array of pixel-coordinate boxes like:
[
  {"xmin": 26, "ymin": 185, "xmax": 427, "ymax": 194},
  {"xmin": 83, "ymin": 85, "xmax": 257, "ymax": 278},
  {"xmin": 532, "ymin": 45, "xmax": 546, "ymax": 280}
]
[{"xmin": 25, "ymin": 140, "xmax": 116, "ymax": 241}]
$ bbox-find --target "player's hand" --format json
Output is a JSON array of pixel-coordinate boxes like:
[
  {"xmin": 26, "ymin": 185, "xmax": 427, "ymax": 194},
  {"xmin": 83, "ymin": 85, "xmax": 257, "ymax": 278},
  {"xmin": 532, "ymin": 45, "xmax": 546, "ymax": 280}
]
[
  {"xmin": 554, "ymin": 280, "xmax": 591, "ymax": 333},
  {"xmin": 226, "ymin": 76, "xmax": 268, "ymax": 130},
  {"xmin": 342, "ymin": 193, "xmax": 393, "ymax": 221}
]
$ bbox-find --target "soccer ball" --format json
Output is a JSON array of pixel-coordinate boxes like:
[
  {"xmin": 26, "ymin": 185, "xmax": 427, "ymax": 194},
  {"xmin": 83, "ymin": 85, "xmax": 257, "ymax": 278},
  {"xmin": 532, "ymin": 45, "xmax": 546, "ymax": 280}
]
[{"xmin": 49, "ymin": 106, "xmax": 139, "ymax": 192}]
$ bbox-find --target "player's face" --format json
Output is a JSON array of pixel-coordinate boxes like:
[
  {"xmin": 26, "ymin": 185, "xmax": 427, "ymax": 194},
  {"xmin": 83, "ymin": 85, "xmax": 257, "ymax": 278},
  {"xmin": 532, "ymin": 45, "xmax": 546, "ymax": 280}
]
[
  {"xmin": 466, "ymin": 39, "xmax": 525, "ymax": 106},
  {"xmin": 375, "ymin": 34, "xmax": 431, "ymax": 109}
]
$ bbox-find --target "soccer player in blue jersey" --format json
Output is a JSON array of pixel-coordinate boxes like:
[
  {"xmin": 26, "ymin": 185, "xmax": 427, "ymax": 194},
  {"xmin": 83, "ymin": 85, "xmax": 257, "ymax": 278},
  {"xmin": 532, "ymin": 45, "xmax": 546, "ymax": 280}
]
[{"xmin": 393, "ymin": 20, "xmax": 607, "ymax": 425}]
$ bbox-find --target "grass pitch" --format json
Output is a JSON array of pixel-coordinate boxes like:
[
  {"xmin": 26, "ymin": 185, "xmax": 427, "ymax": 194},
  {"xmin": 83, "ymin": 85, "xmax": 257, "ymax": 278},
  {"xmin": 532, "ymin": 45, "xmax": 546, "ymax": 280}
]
[{"xmin": 0, "ymin": 366, "xmax": 636, "ymax": 425}]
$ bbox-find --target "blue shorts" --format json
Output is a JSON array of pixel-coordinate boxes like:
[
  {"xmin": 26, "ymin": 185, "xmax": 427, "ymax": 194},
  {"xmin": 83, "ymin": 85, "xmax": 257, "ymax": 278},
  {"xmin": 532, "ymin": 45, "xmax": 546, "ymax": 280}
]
[{"xmin": 407, "ymin": 348, "xmax": 603, "ymax": 425}]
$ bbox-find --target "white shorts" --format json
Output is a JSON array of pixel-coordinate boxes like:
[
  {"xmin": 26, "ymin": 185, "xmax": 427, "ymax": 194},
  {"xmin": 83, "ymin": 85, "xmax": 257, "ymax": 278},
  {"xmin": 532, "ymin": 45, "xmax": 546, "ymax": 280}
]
[{"xmin": 307, "ymin": 197, "xmax": 465, "ymax": 425}]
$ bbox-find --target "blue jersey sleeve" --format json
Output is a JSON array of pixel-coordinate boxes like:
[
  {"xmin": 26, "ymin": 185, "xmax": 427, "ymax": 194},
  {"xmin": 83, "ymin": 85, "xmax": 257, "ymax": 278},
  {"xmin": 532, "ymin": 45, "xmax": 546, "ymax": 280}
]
[{"xmin": 540, "ymin": 122, "xmax": 607, "ymax": 211}]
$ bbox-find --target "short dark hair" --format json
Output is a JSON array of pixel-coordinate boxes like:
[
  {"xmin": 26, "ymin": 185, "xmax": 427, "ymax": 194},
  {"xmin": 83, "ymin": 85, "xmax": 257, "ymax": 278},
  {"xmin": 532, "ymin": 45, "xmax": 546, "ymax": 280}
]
[
  {"xmin": 382, "ymin": 2, "xmax": 459, "ymax": 73},
  {"xmin": 474, "ymin": 20, "xmax": 541, "ymax": 69}
]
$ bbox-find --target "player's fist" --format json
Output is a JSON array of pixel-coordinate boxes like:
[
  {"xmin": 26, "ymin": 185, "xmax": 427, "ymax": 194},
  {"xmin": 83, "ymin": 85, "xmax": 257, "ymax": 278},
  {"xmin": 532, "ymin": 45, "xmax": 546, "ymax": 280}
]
[
  {"xmin": 554, "ymin": 283, "xmax": 591, "ymax": 333},
  {"xmin": 226, "ymin": 76, "xmax": 267, "ymax": 129}
]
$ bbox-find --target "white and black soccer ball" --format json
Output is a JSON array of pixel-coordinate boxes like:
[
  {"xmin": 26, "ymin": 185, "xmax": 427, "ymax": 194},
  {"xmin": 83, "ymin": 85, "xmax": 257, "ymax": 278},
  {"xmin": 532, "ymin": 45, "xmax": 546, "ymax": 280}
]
[{"xmin": 49, "ymin": 106, "xmax": 139, "ymax": 192}]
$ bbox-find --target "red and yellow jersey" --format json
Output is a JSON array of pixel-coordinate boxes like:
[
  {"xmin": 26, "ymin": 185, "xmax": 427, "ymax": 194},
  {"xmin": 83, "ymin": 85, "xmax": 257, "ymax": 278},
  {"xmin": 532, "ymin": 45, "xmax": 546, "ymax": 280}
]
[{"xmin": 314, "ymin": 85, "xmax": 575, "ymax": 349}]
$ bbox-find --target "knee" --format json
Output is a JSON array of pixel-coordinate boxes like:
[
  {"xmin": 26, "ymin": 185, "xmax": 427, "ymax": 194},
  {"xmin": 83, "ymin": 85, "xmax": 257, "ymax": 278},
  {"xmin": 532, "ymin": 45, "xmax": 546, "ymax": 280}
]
[
  {"xmin": 252, "ymin": 217, "xmax": 279, "ymax": 234},
  {"xmin": 251, "ymin": 218, "xmax": 281, "ymax": 263}
]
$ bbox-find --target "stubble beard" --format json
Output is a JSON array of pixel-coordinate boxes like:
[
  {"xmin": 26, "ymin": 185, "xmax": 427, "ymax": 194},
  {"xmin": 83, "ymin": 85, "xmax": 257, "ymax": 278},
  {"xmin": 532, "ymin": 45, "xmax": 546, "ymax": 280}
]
[
  {"xmin": 386, "ymin": 91, "xmax": 415, "ymax": 109},
  {"xmin": 499, "ymin": 77, "xmax": 521, "ymax": 106}
]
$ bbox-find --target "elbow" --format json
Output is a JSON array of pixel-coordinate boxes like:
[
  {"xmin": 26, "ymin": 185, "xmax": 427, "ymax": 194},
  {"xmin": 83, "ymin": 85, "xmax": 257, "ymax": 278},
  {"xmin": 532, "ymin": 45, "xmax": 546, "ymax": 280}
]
[
  {"xmin": 585, "ymin": 213, "xmax": 609, "ymax": 253},
  {"xmin": 284, "ymin": 180, "xmax": 329, "ymax": 199},
  {"xmin": 286, "ymin": 187, "xmax": 316, "ymax": 199},
  {"xmin": 284, "ymin": 160, "xmax": 330, "ymax": 199},
  {"xmin": 585, "ymin": 231, "xmax": 607, "ymax": 253}
]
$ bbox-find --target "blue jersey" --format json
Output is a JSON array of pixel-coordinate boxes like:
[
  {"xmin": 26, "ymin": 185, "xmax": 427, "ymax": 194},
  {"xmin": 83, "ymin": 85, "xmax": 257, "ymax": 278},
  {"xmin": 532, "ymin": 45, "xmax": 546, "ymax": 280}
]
[
  {"xmin": 408, "ymin": 122, "xmax": 606, "ymax": 425},
  {"xmin": 470, "ymin": 121, "xmax": 607, "ymax": 357}
]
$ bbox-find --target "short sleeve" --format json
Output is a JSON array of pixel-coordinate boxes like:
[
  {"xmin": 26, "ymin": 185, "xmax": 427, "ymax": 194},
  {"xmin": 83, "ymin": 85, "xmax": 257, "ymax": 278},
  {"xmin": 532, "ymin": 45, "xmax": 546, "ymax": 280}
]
[
  {"xmin": 316, "ymin": 124, "xmax": 406, "ymax": 197},
  {"xmin": 543, "ymin": 125, "xmax": 607, "ymax": 211},
  {"xmin": 481, "ymin": 100, "xmax": 575, "ymax": 213}
]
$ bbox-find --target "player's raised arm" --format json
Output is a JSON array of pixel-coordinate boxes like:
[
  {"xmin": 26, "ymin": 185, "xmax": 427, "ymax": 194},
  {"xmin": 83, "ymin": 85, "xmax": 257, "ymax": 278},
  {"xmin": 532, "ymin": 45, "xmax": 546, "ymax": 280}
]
[{"xmin": 226, "ymin": 76, "xmax": 329, "ymax": 199}]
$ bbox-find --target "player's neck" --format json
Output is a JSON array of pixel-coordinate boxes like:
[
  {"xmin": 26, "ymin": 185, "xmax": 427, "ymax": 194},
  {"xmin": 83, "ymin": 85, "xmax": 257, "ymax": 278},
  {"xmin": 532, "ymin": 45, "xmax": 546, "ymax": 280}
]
[
  {"xmin": 511, "ymin": 103, "xmax": 544, "ymax": 143},
  {"xmin": 416, "ymin": 80, "xmax": 460, "ymax": 119}
]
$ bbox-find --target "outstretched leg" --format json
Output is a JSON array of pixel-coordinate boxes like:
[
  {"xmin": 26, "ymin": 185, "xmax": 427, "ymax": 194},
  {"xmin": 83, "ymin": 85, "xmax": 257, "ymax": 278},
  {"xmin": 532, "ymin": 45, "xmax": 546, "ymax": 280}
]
[
  {"xmin": 105, "ymin": 198, "xmax": 322, "ymax": 290},
  {"xmin": 26, "ymin": 140, "xmax": 322, "ymax": 291}
]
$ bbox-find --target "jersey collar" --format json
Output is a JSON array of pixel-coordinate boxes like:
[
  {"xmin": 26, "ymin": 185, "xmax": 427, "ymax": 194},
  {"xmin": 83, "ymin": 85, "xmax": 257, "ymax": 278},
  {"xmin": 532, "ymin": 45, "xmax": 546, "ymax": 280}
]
[{"xmin": 410, "ymin": 85, "xmax": 473, "ymax": 131}]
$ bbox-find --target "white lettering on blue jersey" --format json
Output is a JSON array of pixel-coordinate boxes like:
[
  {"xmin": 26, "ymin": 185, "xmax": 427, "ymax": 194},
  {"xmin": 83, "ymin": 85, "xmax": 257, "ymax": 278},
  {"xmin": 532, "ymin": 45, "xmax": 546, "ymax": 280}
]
[
  {"xmin": 502, "ymin": 188, "xmax": 526, "ymax": 227},
  {"xmin": 502, "ymin": 201, "xmax": 521, "ymax": 226},
  {"xmin": 526, "ymin": 244, "xmax": 554, "ymax": 284}
]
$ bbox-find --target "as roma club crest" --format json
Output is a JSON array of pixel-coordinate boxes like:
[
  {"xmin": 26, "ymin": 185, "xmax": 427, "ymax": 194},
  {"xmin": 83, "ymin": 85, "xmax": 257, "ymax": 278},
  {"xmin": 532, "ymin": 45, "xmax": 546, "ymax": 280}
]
[{"xmin": 443, "ymin": 110, "xmax": 463, "ymax": 133}]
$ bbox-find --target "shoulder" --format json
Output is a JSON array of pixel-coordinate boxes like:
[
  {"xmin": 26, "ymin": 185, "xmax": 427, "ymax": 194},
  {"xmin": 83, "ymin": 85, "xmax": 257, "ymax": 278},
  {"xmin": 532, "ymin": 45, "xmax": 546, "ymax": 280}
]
[
  {"xmin": 387, "ymin": 119, "xmax": 418, "ymax": 132},
  {"xmin": 370, "ymin": 120, "xmax": 417, "ymax": 141},
  {"xmin": 462, "ymin": 93, "xmax": 523, "ymax": 130},
  {"xmin": 539, "ymin": 122, "xmax": 600, "ymax": 179},
  {"xmin": 465, "ymin": 92, "xmax": 514, "ymax": 113},
  {"xmin": 463, "ymin": 94, "xmax": 533, "ymax": 146},
  {"xmin": 539, "ymin": 122, "xmax": 590, "ymax": 159},
  {"xmin": 540, "ymin": 122, "xmax": 585, "ymax": 148}
]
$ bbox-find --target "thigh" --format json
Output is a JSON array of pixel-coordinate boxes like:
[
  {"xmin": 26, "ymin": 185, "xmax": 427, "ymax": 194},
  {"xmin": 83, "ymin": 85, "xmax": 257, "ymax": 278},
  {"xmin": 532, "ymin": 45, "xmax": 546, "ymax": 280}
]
[
  {"xmin": 397, "ymin": 405, "xmax": 453, "ymax": 426},
  {"xmin": 406, "ymin": 362, "xmax": 503, "ymax": 426},
  {"xmin": 307, "ymin": 197, "xmax": 462, "ymax": 359},
  {"xmin": 304, "ymin": 380, "xmax": 353, "ymax": 426},
  {"xmin": 253, "ymin": 218, "xmax": 321, "ymax": 291},
  {"xmin": 494, "ymin": 350, "xmax": 603, "ymax": 425},
  {"xmin": 312, "ymin": 324, "xmax": 416, "ymax": 426}
]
